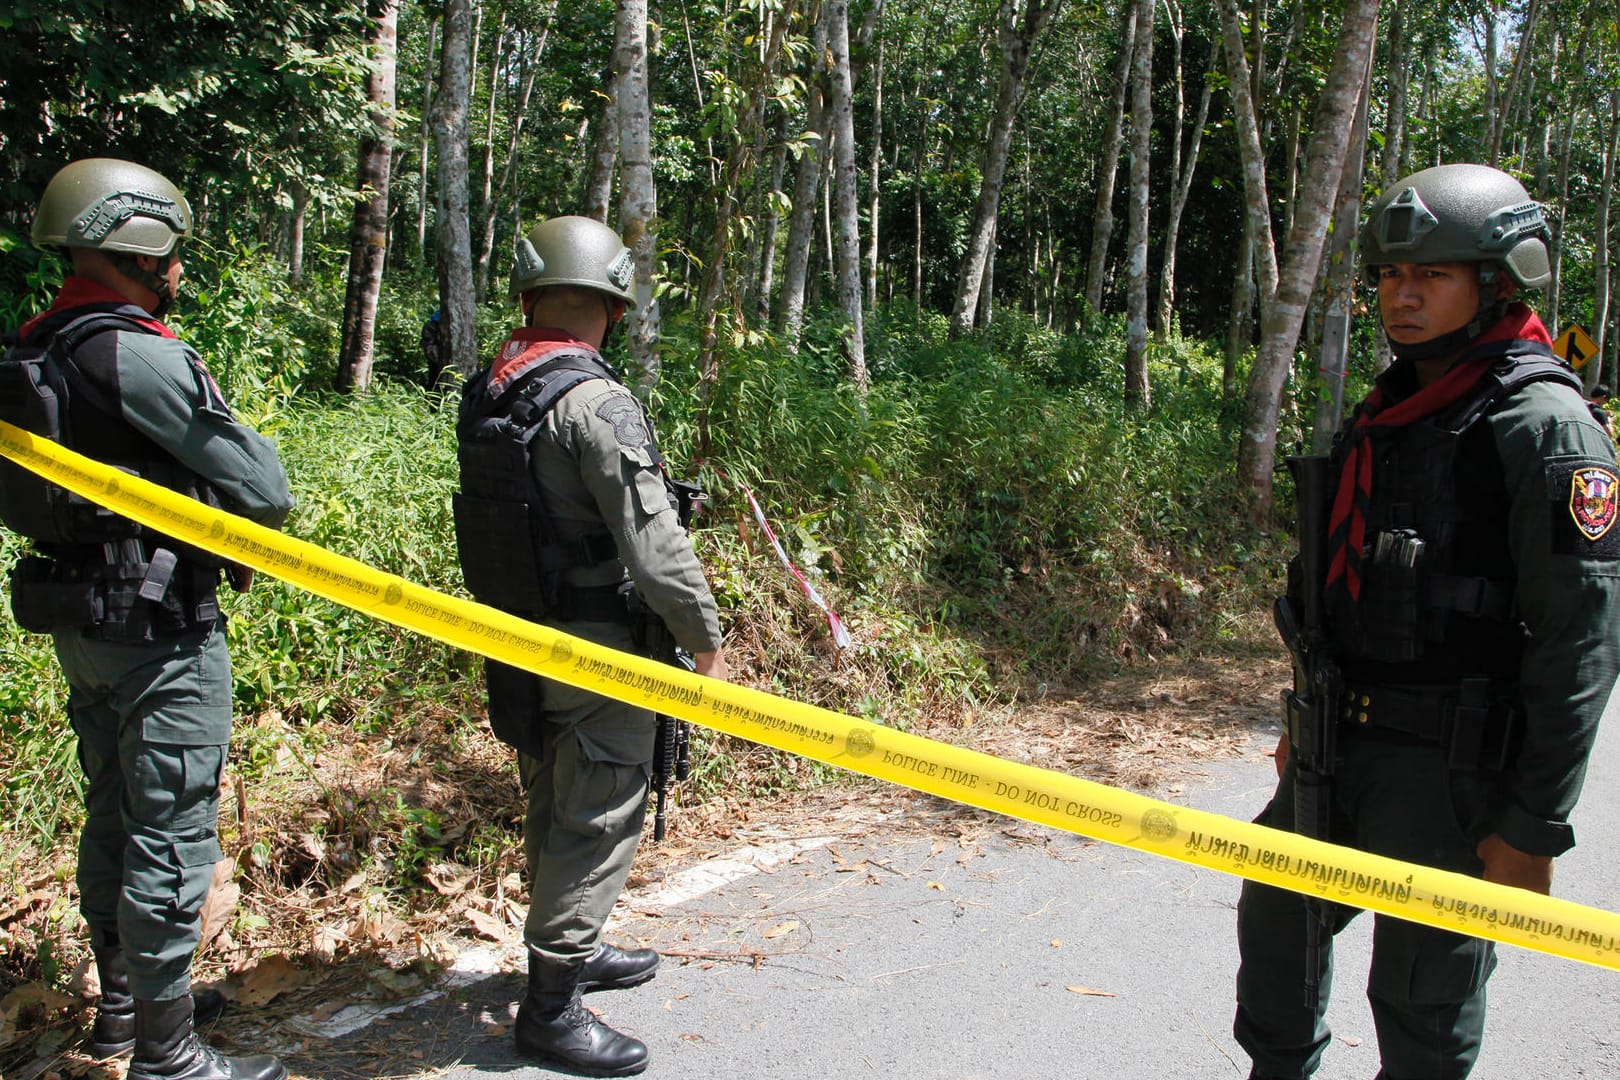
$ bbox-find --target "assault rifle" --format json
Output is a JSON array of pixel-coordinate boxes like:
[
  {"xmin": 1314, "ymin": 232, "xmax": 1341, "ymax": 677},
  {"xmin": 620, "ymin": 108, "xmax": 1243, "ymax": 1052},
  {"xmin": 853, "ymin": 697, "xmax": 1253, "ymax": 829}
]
[
  {"xmin": 626, "ymin": 587, "xmax": 693, "ymax": 843},
  {"xmin": 652, "ymin": 651, "xmax": 695, "ymax": 843},
  {"xmin": 1273, "ymin": 453, "xmax": 1342, "ymax": 1011}
]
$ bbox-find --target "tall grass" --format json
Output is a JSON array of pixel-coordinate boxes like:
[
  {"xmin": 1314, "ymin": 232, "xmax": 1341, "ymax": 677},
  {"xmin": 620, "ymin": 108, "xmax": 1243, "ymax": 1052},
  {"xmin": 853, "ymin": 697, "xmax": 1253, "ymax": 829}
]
[{"xmin": 0, "ymin": 248, "xmax": 1277, "ymax": 853}]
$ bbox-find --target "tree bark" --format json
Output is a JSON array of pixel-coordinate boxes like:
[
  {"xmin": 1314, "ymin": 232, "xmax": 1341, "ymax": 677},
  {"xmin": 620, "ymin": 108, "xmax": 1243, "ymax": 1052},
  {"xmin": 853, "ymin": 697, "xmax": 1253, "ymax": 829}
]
[
  {"xmin": 1494, "ymin": 0, "xmax": 1541, "ymax": 167},
  {"xmin": 779, "ymin": 0, "xmax": 829, "ymax": 347},
  {"xmin": 1549, "ymin": 10, "xmax": 1597, "ymax": 333},
  {"xmin": 828, "ymin": 0, "xmax": 867, "ymax": 386},
  {"xmin": 1157, "ymin": 41, "xmax": 1215, "ymax": 337},
  {"xmin": 336, "ymin": 0, "xmax": 399, "ymax": 393},
  {"xmin": 417, "ymin": 16, "xmax": 437, "ymax": 267},
  {"xmin": 1592, "ymin": 92, "xmax": 1620, "ymax": 384},
  {"xmin": 288, "ymin": 181, "xmax": 309, "ymax": 286},
  {"xmin": 754, "ymin": 127, "xmax": 790, "ymax": 322},
  {"xmin": 1381, "ymin": 0, "xmax": 1408, "ymax": 186},
  {"xmin": 1216, "ymin": 0, "xmax": 1280, "ymax": 313},
  {"xmin": 477, "ymin": 22, "xmax": 551, "ymax": 303},
  {"xmin": 616, "ymin": 0, "xmax": 661, "ymax": 385},
  {"xmin": 950, "ymin": 0, "xmax": 1061, "ymax": 337},
  {"xmin": 1122, "ymin": 0, "xmax": 1153, "ymax": 410},
  {"xmin": 584, "ymin": 73, "xmax": 619, "ymax": 222},
  {"xmin": 431, "ymin": 0, "xmax": 478, "ymax": 380},
  {"xmin": 1236, "ymin": 0, "xmax": 1381, "ymax": 522},
  {"xmin": 472, "ymin": 17, "xmax": 506, "ymax": 304},
  {"xmin": 1312, "ymin": 54, "xmax": 1372, "ymax": 451},
  {"xmin": 864, "ymin": 33, "xmax": 884, "ymax": 313},
  {"xmin": 1083, "ymin": 1, "xmax": 1135, "ymax": 314}
]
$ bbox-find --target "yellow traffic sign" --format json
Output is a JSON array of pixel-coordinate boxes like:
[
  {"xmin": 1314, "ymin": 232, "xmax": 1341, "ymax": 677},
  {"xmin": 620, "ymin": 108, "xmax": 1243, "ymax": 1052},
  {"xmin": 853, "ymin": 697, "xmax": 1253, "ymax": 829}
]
[{"xmin": 1555, "ymin": 325, "xmax": 1600, "ymax": 370}]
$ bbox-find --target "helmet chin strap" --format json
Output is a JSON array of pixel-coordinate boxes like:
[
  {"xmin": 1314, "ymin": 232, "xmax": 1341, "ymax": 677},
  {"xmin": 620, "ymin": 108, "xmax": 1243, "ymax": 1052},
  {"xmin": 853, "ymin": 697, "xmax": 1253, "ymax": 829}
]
[{"xmin": 111, "ymin": 251, "xmax": 178, "ymax": 318}]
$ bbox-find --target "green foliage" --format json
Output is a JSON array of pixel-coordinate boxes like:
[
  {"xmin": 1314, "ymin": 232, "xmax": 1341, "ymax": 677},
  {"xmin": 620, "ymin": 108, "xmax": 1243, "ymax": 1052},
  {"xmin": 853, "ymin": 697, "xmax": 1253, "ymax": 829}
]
[
  {"xmin": 226, "ymin": 386, "xmax": 473, "ymax": 725},
  {"xmin": 0, "ymin": 1, "xmax": 370, "ymax": 243}
]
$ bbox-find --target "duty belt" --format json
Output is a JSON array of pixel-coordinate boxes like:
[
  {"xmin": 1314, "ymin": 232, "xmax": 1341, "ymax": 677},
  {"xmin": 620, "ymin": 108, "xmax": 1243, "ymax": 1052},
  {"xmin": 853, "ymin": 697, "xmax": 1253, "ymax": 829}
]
[{"xmin": 1339, "ymin": 677, "xmax": 1520, "ymax": 771}]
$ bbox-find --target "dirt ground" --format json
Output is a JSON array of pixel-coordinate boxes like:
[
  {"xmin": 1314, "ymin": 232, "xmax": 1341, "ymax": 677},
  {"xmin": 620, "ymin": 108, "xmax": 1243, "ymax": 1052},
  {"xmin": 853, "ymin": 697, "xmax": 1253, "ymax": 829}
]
[{"xmin": 0, "ymin": 645, "xmax": 1288, "ymax": 1080}]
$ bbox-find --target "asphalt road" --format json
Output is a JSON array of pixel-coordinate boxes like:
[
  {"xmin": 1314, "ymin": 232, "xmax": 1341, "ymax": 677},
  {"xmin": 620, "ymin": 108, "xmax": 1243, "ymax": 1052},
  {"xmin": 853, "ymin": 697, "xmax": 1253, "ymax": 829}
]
[{"xmin": 307, "ymin": 703, "xmax": 1620, "ymax": 1080}]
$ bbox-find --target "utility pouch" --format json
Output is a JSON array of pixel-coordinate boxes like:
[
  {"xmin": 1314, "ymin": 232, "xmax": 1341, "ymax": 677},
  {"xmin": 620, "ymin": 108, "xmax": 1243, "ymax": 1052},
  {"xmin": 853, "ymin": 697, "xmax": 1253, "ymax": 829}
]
[
  {"xmin": 1357, "ymin": 528, "xmax": 1427, "ymax": 662},
  {"xmin": 453, "ymin": 492, "xmax": 551, "ymax": 615},
  {"xmin": 485, "ymin": 658, "xmax": 547, "ymax": 759},
  {"xmin": 8, "ymin": 556, "xmax": 101, "ymax": 633},
  {"xmin": 92, "ymin": 580, "xmax": 155, "ymax": 644},
  {"xmin": 1447, "ymin": 678, "xmax": 1521, "ymax": 773}
]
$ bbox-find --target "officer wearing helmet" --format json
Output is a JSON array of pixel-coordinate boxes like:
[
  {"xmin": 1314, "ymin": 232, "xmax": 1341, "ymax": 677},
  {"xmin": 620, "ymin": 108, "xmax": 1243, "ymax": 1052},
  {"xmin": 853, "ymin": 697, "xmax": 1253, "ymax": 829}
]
[
  {"xmin": 454, "ymin": 215, "xmax": 728, "ymax": 1076},
  {"xmin": 1234, "ymin": 163, "xmax": 1620, "ymax": 1078},
  {"xmin": 3, "ymin": 160, "xmax": 292, "ymax": 1078}
]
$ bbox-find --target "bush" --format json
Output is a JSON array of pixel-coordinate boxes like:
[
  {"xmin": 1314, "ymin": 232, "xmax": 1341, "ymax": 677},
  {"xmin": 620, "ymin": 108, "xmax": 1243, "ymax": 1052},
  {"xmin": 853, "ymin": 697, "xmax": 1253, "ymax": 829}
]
[{"xmin": 0, "ymin": 296, "xmax": 1271, "ymax": 847}]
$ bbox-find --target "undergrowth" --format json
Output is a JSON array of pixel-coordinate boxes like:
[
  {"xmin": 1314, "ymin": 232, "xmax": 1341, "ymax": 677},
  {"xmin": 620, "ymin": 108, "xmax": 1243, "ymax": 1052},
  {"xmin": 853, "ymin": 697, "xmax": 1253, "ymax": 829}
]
[{"xmin": 0, "ymin": 249, "xmax": 1283, "ymax": 1008}]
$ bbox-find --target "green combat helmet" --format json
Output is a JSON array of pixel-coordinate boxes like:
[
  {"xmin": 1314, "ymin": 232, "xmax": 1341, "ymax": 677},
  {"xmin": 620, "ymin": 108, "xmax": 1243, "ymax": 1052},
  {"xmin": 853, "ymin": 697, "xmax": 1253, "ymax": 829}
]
[
  {"xmin": 32, "ymin": 158, "xmax": 193, "ymax": 257},
  {"xmin": 1359, "ymin": 163, "xmax": 1551, "ymax": 289},
  {"xmin": 1360, "ymin": 164, "xmax": 1551, "ymax": 359},
  {"xmin": 509, "ymin": 215, "xmax": 636, "ymax": 306}
]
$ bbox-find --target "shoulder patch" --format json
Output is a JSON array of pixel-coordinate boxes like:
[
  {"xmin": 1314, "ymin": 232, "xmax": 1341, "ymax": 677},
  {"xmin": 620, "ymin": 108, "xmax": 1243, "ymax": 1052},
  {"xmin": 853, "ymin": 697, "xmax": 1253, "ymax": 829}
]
[
  {"xmin": 1570, "ymin": 465, "xmax": 1618, "ymax": 539},
  {"xmin": 595, "ymin": 394, "xmax": 649, "ymax": 449},
  {"xmin": 1551, "ymin": 460, "xmax": 1620, "ymax": 556}
]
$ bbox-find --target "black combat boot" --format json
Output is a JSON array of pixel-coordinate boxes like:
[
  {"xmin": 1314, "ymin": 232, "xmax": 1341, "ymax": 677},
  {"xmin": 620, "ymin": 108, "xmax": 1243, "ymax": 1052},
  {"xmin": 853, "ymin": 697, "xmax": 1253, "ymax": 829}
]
[
  {"xmin": 127, "ymin": 996, "xmax": 285, "ymax": 1080},
  {"xmin": 578, "ymin": 942, "xmax": 660, "ymax": 993},
  {"xmin": 86, "ymin": 929, "xmax": 227, "ymax": 1059},
  {"xmin": 514, "ymin": 949, "xmax": 649, "ymax": 1076}
]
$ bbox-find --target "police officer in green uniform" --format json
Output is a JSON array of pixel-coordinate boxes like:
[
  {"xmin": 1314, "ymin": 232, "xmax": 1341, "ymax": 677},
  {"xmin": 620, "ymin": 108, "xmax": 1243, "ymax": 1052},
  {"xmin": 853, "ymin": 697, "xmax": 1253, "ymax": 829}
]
[
  {"xmin": 1234, "ymin": 164, "xmax": 1620, "ymax": 1078},
  {"xmin": 3, "ymin": 159, "xmax": 293, "ymax": 1079},
  {"xmin": 455, "ymin": 215, "xmax": 728, "ymax": 1076}
]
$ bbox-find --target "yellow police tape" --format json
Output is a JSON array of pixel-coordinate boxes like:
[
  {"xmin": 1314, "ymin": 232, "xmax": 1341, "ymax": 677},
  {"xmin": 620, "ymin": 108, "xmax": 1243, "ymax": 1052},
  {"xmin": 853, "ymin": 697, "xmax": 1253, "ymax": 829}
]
[{"xmin": 5, "ymin": 417, "xmax": 1620, "ymax": 972}]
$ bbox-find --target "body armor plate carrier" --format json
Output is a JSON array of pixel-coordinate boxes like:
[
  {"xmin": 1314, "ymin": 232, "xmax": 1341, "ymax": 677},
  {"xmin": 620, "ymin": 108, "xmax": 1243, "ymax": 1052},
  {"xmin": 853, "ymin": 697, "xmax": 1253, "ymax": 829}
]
[
  {"xmin": 455, "ymin": 348, "xmax": 639, "ymax": 622},
  {"xmin": 1325, "ymin": 343, "xmax": 1581, "ymax": 666},
  {"xmin": 1, "ymin": 310, "xmax": 225, "ymax": 641}
]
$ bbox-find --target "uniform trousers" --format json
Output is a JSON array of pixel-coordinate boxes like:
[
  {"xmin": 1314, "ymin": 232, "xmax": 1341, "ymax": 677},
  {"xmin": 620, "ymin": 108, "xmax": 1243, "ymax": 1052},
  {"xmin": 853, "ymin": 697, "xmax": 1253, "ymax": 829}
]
[
  {"xmin": 517, "ymin": 619, "xmax": 656, "ymax": 968},
  {"xmin": 55, "ymin": 621, "xmax": 231, "ymax": 1002},
  {"xmin": 1235, "ymin": 733, "xmax": 1499, "ymax": 1080}
]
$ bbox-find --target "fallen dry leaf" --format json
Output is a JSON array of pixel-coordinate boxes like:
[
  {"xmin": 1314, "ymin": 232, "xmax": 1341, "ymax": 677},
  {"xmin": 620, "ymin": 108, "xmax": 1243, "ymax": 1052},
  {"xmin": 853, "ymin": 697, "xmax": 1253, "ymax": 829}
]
[
  {"xmin": 309, "ymin": 924, "xmax": 347, "ymax": 961},
  {"xmin": 761, "ymin": 920, "xmax": 799, "ymax": 940},
  {"xmin": 228, "ymin": 955, "xmax": 305, "ymax": 1007},
  {"xmin": 0, "ymin": 983, "xmax": 76, "ymax": 1046},
  {"xmin": 197, "ymin": 860, "xmax": 241, "ymax": 953},
  {"xmin": 424, "ymin": 862, "xmax": 475, "ymax": 896},
  {"xmin": 465, "ymin": 908, "xmax": 507, "ymax": 942},
  {"xmin": 1065, "ymin": 985, "xmax": 1117, "ymax": 998}
]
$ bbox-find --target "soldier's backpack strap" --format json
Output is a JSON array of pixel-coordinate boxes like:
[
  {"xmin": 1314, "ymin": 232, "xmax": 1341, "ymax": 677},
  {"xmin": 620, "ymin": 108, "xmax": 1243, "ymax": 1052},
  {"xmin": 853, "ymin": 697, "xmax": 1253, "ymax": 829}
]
[
  {"xmin": 1450, "ymin": 340, "xmax": 1583, "ymax": 432},
  {"xmin": 453, "ymin": 349, "xmax": 625, "ymax": 621}
]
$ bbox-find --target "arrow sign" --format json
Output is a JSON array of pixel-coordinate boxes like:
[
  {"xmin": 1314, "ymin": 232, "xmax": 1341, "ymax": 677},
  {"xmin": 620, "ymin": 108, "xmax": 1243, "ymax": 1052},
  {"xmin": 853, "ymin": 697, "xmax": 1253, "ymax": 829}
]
[{"xmin": 1555, "ymin": 325, "xmax": 1599, "ymax": 370}]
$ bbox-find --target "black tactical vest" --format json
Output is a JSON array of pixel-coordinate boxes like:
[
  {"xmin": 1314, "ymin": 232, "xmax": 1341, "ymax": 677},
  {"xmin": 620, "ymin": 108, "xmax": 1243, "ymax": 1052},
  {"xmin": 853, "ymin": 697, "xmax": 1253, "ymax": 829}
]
[
  {"xmin": 454, "ymin": 348, "xmax": 636, "ymax": 622},
  {"xmin": 1325, "ymin": 340, "xmax": 1581, "ymax": 678},
  {"xmin": 0, "ymin": 306, "xmax": 225, "ymax": 640}
]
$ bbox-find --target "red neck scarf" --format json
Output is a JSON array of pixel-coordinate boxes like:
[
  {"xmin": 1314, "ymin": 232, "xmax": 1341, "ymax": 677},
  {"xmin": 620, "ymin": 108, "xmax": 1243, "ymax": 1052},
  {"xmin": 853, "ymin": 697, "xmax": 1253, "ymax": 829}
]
[
  {"xmin": 486, "ymin": 326, "xmax": 599, "ymax": 396},
  {"xmin": 19, "ymin": 276, "xmax": 175, "ymax": 343},
  {"xmin": 1324, "ymin": 303, "xmax": 1552, "ymax": 599}
]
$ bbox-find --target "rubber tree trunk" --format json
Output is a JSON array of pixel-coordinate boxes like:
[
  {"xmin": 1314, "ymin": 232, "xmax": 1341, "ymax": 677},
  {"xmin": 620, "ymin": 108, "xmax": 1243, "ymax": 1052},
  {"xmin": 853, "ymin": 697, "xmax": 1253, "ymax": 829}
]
[
  {"xmin": 1082, "ymin": 1, "xmax": 1136, "ymax": 315},
  {"xmin": 431, "ymin": 0, "xmax": 478, "ymax": 380},
  {"xmin": 615, "ymin": 0, "xmax": 662, "ymax": 387},
  {"xmin": 1312, "ymin": 60, "xmax": 1371, "ymax": 452},
  {"xmin": 1122, "ymin": 0, "xmax": 1154, "ymax": 411},
  {"xmin": 779, "ymin": 0, "xmax": 829, "ymax": 349},
  {"xmin": 828, "ymin": 0, "xmax": 867, "ymax": 387},
  {"xmin": 1235, "ymin": 0, "xmax": 1381, "ymax": 523},
  {"xmin": 336, "ymin": 0, "xmax": 399, "ymax": 393},
  {"xmin": 950, "ymin": 0, "xmax": 1060, "ymax": 338}
]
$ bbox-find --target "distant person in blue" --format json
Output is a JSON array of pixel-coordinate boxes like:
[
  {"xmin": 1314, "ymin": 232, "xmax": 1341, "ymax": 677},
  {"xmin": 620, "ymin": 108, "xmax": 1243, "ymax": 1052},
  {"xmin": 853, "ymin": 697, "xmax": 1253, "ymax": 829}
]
[
  {"xmin": 1590, "ymin": 383, "xmax": 1614, "ymax": 436},
  {"xmin": 421, "ymin": 309, "xmax": 447, "ymax": 390}
]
